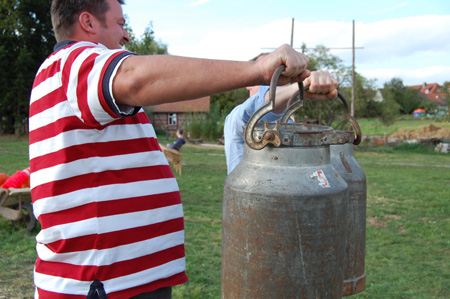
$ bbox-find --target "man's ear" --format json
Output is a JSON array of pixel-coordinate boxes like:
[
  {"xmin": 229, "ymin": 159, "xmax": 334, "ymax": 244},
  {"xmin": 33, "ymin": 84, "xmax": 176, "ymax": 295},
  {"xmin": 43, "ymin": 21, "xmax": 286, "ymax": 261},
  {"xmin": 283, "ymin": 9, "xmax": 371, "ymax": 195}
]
[{"xmin": 79, "ymin": 12, "xmax": 96, "ymax": 34}]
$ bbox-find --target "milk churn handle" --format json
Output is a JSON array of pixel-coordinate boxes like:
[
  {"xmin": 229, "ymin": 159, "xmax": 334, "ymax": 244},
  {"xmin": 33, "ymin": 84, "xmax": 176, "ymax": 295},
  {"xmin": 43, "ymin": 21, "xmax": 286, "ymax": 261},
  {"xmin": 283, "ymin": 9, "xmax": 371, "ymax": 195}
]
[
  {"xmin": 280, "ymin": 84, "xmax": 307, "ymax": 124},
  {"xmin": 244, "ymin": 65, "xmax": 285, "ymax": 150},
  {"xmin": 338, "ymin": 90, "xmax": 362, "ymax": 145},
  {"xmin": 280, "ymin": 85, "xmax": 362, "ymax": 145}
]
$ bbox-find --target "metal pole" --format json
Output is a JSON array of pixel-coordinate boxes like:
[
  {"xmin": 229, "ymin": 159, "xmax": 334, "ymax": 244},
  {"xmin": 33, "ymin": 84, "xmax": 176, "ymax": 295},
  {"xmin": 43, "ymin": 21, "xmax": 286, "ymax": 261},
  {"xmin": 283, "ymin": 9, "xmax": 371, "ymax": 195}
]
[
  {"xmin": 291, "ymin": 18, "xmax": 295, "ymax": 47},
  {"xmin": 351, "ymin": 20, "xmax": 356, "ymax": 117}
]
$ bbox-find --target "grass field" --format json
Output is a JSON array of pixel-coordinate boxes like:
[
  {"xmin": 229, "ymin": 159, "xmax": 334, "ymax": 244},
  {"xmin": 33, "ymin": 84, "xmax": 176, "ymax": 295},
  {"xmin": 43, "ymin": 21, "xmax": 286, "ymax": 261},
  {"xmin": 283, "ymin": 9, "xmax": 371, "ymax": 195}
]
[
  {"xmin": 0, "ymin": 131, "xmax": 449, "ymax": 298},
  {"xmin": 357, "ymin": 117, "xmax": 450, "ymax": 136}
]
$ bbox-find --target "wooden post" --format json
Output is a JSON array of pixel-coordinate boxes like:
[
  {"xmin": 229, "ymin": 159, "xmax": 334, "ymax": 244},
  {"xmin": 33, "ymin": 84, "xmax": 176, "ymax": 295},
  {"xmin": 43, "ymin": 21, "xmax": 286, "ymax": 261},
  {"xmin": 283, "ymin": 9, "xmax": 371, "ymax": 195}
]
[
  {"xmin": 291, "ymin": 18, "xmax": 295, "ymax": 47},
  {"xmin": 351, "ymin": 20, "xmax": 356, "ymax": 117}
]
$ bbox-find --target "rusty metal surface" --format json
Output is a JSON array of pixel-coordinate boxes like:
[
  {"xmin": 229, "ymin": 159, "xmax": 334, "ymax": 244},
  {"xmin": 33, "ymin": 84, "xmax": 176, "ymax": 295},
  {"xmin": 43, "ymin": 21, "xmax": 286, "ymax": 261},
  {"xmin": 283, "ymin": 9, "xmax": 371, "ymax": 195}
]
[
  {"xmin": 222, "ymin": 145, "xmax": 349, "ymax": 299},
  {"xmin": 244, "ymin": 66, "xmax": 285, "ymax": 150},
  {"xmin": 331, "ymin": 142, "xmax": 367, "ymax": 296}
]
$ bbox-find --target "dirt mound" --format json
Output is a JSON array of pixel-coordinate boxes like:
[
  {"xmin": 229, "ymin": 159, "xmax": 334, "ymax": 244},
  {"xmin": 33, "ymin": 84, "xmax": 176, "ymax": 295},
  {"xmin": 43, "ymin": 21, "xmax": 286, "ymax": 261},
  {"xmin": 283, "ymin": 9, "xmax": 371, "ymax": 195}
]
[{"xmin": 389, "ymin": 124, "xmax": 450, "ymax": 140}]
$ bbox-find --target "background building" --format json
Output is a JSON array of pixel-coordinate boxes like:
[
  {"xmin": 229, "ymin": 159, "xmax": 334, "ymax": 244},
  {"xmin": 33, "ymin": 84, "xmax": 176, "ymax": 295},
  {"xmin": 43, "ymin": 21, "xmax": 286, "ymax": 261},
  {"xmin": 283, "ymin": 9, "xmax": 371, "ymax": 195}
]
[{"xmin": 150, "ymin": 96, "xmax": 210, "ymax": 136}]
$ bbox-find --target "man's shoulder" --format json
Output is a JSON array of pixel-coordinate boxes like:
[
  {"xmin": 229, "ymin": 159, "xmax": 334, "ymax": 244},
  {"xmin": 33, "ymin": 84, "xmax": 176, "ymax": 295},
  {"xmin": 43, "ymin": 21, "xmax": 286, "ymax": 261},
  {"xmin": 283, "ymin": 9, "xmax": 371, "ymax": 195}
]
[{"xmin": 53, "ymin": 40, "xmax": 102, "ymax": 53}]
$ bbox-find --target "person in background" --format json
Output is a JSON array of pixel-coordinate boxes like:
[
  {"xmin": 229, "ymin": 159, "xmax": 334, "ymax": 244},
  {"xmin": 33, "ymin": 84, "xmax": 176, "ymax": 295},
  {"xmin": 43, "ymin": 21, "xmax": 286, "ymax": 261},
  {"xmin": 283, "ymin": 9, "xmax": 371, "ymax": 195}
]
[
  {"xmin": 224, "ymin": 70, "xmax": 338, "ymax": 174},
  {"xmin": 167, "ymin": 129, "xmax": 186, "ymax": 151},
  {"xmin": 30, "ymin": 0, "xmax": 313, "ymax": 297}
]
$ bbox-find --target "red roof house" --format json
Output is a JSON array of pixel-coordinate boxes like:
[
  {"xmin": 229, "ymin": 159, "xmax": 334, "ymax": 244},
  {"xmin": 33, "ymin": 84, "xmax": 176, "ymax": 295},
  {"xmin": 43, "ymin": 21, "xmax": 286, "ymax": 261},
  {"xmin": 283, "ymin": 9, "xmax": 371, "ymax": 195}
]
[{"xmin": 409, "ymin": 83, "xmax": 448, "ymax": 106}]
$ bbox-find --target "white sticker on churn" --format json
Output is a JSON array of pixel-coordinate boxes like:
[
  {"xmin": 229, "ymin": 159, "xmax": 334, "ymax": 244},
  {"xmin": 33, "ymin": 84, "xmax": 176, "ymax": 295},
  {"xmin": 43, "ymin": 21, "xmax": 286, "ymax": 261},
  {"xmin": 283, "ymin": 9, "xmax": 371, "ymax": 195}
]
[{"xmin": 309, "ymin": 170, "xmax": 330, "ymax": 188}]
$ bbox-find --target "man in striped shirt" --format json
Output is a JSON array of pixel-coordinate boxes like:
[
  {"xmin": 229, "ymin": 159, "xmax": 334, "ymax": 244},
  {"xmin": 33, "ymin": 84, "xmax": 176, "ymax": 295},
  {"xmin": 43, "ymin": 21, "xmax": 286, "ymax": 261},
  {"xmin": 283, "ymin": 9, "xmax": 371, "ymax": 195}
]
[{"xmin": 30, "ymin": 0, "xmax": 314, "ymax": 298}]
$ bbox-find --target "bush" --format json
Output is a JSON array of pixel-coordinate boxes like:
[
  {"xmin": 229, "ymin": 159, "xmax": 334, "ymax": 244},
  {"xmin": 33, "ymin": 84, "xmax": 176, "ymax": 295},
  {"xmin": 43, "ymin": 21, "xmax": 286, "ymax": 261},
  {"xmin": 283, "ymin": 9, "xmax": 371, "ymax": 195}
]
[
  {"xmin": 187, "ymin": 115, "xmax": 203, "ymax": 139},
  {"xmin": 186, "ymin": 102, "xmax": 226, "ymax": 141},
  {"xmin": 393, "ymin": 142, "xmax": 431, "ymax": 152},
  {"xmin": 436, "ymin": 114, "xmax": 450, "ymax": 123}
]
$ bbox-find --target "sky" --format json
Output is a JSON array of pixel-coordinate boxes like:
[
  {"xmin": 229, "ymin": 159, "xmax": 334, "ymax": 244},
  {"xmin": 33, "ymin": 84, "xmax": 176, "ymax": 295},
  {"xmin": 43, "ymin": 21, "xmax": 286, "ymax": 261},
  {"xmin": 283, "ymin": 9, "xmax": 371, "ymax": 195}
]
[{"xmin": 123, "ymin": 0, "xmax": 450, "ymax": 88}]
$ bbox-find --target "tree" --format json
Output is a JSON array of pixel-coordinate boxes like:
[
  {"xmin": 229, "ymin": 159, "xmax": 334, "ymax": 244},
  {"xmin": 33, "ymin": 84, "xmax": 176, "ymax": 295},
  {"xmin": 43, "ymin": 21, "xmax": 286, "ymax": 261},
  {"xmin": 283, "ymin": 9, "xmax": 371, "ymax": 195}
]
[
  {"xmin": 443, "ymin": 81, "xmax": 450, "ymax": 110},
  {"xmin": 0, "ymin": 0, "xmax": 54, "ymax": 134},
  {"xmin": 375, "ymin": 89, "xmax": 401, "ymax": 125},
  {"xmin": 305, "ymin": 45, "xmax": 343, "ymax": 72},
  {"xmin": 124, "ymin": 21, "xmax": 168, "ymax": 55},
  {"xmin": 340, "ymin": 73, "xmax": 379, "ymax": 118},
  {"xmin": 295, "ymin": 45, "xmax": 355, "ymax": 127},
  {"xmin": 211, "ymin": 88, "xmax": 249, "ymax": 115},
  {"xmin": 383, "ymin": 77, "xmax": 434, "ymax": 115}
]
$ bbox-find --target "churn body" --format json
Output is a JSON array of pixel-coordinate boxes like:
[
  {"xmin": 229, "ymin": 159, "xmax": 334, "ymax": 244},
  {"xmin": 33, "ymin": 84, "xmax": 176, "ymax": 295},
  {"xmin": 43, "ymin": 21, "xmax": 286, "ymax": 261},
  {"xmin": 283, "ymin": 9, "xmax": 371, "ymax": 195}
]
[
  {"xmin": 222, "ymin": 143, "xmax": 349, "ymax": 299},
  {"xmin": 330, "ymin": 141, "xmax": 367, "ymax": 296}
]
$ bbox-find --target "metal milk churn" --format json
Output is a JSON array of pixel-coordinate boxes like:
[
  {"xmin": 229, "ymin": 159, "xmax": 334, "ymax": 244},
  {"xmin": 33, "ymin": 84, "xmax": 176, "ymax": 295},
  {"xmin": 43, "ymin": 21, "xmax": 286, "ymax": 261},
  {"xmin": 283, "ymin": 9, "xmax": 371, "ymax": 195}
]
[
  {"xmin": 331, "ymin": 139, "xmax": 367, "ymax": 296},
  {"xmin": 222, "ymin": 66, "xmax": 351, "ymax": 299},
  {"xmin": 328, "ymin": 94, "xmax": 367, "ymax": 296}
]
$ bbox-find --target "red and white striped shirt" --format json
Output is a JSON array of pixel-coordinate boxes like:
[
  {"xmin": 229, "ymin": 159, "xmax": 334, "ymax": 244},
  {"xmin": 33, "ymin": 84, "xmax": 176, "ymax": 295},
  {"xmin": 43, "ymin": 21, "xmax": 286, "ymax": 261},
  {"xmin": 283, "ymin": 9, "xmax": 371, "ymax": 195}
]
[{"xmin": 29, "ymin": 41, "xmax": 188, "ymax": 298}]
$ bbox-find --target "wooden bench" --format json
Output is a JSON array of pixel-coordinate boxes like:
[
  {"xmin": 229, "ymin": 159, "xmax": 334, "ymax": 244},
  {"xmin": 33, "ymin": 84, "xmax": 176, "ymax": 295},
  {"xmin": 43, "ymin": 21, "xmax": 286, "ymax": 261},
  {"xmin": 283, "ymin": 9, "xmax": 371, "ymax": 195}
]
[{"xmin": 159, "ymin": 144, "xmax": 182, "ymax": 175}]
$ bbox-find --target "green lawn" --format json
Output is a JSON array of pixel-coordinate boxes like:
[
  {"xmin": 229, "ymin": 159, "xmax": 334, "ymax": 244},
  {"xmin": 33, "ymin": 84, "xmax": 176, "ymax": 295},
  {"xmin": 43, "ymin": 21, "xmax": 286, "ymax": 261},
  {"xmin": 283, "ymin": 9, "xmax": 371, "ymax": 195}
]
[
  {"xmin": 357, "ymin": 117, "xmax": 450, "ymax": 136},
  {"xmin": 0, "ymin": 135, "xmax": 449, "ymax": 298}
]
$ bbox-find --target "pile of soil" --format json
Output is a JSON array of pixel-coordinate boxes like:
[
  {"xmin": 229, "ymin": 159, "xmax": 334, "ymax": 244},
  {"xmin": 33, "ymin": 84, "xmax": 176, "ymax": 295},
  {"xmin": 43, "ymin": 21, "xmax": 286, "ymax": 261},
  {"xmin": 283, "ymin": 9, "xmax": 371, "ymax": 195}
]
[{"xmin": 389, "ymin": 124, "xmax": 450, "ymax": 140}]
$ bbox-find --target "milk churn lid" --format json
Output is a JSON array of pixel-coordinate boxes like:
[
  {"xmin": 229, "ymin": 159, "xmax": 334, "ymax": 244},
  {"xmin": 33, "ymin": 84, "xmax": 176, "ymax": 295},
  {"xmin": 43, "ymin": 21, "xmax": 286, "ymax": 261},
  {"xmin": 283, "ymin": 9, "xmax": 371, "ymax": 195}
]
[
  {"xmin": 244, "ymin": 66, "xmax": 362, "ymax": 150},
  {"xmin": 250, "ymin": 122, "xmax": 353, "ymax": 147}
]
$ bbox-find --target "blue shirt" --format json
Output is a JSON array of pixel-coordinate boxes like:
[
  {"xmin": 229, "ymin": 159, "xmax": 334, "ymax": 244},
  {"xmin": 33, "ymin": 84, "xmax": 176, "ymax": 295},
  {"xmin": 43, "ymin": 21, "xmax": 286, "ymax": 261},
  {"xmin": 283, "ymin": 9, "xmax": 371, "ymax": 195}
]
[
  {"xmin": 169, "ymin": 138, "xmax": 186, "ymax": 150},
  {"xmin": 224, "ymin": 86, "xmax": 284, "ymax": 174}
]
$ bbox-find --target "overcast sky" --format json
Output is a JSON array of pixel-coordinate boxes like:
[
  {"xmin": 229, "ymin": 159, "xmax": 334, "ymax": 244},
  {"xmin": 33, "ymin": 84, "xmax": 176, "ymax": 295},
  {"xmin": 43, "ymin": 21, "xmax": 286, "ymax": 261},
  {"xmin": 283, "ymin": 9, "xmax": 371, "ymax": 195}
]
[{"xmin": 123, "ymin": 0, "xmax": 450, "ymax": 87}]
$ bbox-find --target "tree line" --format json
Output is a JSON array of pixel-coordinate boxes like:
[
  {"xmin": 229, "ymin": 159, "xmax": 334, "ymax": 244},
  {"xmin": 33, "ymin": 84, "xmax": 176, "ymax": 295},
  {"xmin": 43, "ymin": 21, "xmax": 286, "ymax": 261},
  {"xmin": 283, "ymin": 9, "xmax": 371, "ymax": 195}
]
[
  {"xmin": 0, "ymin": 0, "xmax": 54, "ymax": 134},
  {"xmin": 0, "ymin": 1, "xmax": 447, "ymax": 135}
]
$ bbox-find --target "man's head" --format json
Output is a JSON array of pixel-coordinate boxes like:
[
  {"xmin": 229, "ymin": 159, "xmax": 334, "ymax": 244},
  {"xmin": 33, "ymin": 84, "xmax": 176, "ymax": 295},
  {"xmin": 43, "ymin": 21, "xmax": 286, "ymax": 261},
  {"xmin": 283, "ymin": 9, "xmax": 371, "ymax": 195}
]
[
  {"xmin": 176, "ymin": 129, "xmax": 183, "ymax": 138},
  {"xmin": 51, "ymin": 0, "xmax": 129, "ymax": 49}
]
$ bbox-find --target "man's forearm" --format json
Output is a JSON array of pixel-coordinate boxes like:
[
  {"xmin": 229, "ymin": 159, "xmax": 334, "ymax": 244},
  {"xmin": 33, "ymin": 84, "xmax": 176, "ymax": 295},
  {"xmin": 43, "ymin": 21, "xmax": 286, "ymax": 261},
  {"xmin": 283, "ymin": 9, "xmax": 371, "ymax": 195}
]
[
  {"xmin": 112, "ymin": 44, "xmax": 311, "ymax": 107},
  {"xmin": 113, "ymin": 55, "xmax": 262, "ymax": 107}
]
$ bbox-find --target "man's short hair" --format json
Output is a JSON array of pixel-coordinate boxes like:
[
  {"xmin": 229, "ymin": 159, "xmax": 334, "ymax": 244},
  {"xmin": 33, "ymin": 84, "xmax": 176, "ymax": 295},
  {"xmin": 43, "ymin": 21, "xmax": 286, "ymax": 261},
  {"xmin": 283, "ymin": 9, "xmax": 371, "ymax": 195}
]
[{"xmin": 51, "ymin": 0, "xmax": 125, "ymax": 42}]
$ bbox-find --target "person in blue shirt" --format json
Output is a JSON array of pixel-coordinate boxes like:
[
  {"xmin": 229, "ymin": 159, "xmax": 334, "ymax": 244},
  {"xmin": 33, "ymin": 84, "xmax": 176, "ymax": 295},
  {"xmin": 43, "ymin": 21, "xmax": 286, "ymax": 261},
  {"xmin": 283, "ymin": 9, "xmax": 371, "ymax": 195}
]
[
  {"xmin": 168, "ymin": 129, "xmax": 186, "ymax": 151},
  {"xmin": 224, "ymin": 70, "xmax": 338, "ymax": 174}
]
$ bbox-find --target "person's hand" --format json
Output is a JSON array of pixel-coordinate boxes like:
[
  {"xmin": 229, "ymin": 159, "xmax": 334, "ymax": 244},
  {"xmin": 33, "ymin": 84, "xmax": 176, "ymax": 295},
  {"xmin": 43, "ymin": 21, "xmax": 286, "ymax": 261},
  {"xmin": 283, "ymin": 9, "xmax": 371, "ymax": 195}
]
[
  {"xmin": 303, "ymin": 70, "xmax": 338, "ymax": 100},
  {"xmin": 256, "ymin": 44, "xmax": 311, "ymax": 86}
]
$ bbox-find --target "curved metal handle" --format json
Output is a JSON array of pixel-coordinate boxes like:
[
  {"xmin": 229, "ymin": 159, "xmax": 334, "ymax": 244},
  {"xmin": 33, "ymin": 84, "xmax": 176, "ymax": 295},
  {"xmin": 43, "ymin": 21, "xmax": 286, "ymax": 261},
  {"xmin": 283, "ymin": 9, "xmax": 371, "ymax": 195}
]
[
  {"xmin": 346, "ymin": 113, "xmax": 362, "ymax": 145},
  {"xmin": 244, "ymin": 65, "xmax": 285, "ymax": 150},
  {"xmin": 337, "ymin": 91, "xmax": 362, "ymax": 145},
  {"xmin": 280, "ymin": 85, "xmax": 362, "ymax": 145},
  {"xmin": 280, "ymin": 84, "xmax": 308, "ymax": 124}
]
